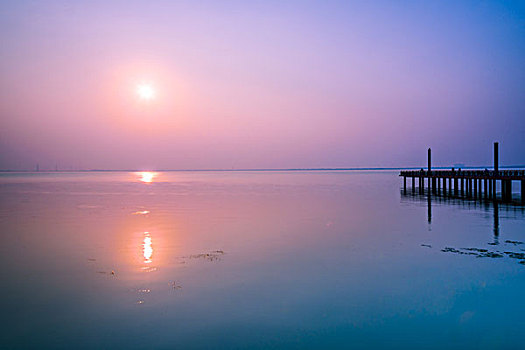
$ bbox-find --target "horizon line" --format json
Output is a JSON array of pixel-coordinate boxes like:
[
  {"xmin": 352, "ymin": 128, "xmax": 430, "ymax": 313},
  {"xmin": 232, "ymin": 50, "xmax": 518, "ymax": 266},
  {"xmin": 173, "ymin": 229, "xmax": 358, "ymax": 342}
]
[{"xmin": 2, "ymin": 165, "xmax": 525, "ymax": 173}]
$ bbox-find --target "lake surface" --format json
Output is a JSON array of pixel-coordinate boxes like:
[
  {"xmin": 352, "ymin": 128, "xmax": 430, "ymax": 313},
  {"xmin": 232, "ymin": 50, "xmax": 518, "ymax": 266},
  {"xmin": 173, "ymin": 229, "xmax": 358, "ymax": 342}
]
[{"xmin": 1, "ymin": 171, "xmax": 524, "ymax": 349}]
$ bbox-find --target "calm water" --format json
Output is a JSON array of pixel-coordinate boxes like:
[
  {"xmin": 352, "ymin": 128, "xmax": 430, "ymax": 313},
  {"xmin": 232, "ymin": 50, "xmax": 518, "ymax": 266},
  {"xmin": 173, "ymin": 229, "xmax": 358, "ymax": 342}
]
[{"xmin": 0, "ymin": 171, "xmax": 524, "ymax": 349}]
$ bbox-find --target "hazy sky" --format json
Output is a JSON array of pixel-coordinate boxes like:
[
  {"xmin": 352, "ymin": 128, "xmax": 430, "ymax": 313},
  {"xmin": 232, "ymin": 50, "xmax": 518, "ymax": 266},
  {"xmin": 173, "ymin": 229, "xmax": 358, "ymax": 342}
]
[{"xmin": 1, "ymin": 0, "xmax": 524, "ymax": 170}]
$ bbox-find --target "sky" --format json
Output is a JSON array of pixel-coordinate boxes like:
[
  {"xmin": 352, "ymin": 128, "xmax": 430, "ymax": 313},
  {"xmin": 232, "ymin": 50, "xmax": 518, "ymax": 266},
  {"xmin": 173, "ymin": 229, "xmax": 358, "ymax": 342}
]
[{"xmin": 1, "ymin": 0, "xmax": 524, "ymax": 170}]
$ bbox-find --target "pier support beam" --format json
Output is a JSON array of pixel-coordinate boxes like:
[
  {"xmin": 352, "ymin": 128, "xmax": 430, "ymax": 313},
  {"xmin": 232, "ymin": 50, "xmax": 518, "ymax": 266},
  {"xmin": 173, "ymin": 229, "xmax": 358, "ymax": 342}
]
[
  {"xmin": 504, "ymin": 180, "xmax": 512, "ymax": 202},
  {"xmin": 443, "ymin": 177, "xmax": 446, "ymax": 196},
  {"xmin": 481, "ymin": 179, "xmax": 484, "ymax": 201},
  {"xmin": 479, "ymin": 179, "xmax": 483, "ymax": 201},
  {"xmin": 412, "ymin": 177, "xmax": 415, "ymax": 193},
  {"xmin": 522, "ymin": 179, "xmax": 525, "ymax": 204},
  {"xmin": 521, "ymin": 179, "xmax": 525, "ymax": 204},
  {"xmin": 474, "ymin": 178, "xmax": 477, "ymax": 199},
  {"xmin": 484, "ymin": 179, "xmax": 488, "ymax": 200},
  {"xmin": 461, "ymin": 178, "xmax": 464, "ymax": 197},
  {"xmin": 454, "ymin": 178, "xmax": 458, "ymax": 196}
]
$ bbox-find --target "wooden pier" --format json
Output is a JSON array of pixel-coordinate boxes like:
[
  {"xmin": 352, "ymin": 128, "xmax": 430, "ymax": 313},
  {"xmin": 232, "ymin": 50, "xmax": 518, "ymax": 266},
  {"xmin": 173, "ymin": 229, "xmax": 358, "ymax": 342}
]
[{"xmin": 400, "ymin": 143, "xmax": 525, "ymax": 204}]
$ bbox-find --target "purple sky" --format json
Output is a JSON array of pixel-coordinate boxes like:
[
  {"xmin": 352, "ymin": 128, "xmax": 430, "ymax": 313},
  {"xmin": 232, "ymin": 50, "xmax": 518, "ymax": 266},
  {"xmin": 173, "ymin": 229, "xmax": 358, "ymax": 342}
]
[{"xmin": 1, "ymin": 1, "xmax": 524, "ymax": 170}]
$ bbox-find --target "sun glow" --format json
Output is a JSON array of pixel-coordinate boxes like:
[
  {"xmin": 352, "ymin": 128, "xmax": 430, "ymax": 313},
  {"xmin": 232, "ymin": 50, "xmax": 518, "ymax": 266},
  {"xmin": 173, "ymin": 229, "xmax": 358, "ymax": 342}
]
[{"xmin": 136, "ymin": 83, "xmax": 156, "ymax": 100}]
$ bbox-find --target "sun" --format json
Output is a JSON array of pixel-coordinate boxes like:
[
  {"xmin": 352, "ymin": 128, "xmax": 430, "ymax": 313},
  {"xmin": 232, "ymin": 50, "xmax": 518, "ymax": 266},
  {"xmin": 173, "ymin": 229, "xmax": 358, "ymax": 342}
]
[{"xmin": 136, "ymin": 83, "xmax": 156, "ymax": 100}]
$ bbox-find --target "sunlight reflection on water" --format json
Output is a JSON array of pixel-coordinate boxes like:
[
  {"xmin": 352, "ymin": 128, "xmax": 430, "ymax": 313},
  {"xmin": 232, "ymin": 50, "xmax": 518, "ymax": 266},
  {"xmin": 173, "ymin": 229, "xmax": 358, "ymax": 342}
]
[
  {"xmin": 137, "ymin": 171, "xmax": 157, "ymax": 183},
  {"xmin": 143, "ymin": 232, "xmax": 153, "ymax": 264}
]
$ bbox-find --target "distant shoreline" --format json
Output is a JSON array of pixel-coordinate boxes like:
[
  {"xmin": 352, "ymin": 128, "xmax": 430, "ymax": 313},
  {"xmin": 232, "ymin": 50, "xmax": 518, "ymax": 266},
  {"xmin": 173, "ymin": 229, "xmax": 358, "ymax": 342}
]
[{"xmin": 1, "ymin": 165, "xmax": 525, "ymax": 173}]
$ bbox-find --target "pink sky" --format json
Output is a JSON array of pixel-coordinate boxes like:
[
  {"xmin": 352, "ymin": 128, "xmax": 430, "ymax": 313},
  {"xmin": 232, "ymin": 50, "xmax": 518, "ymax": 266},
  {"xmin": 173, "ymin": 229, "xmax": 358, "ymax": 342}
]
[{"xmin": 1, "ymin": 1, "xmax": 524, "ymax": 170}]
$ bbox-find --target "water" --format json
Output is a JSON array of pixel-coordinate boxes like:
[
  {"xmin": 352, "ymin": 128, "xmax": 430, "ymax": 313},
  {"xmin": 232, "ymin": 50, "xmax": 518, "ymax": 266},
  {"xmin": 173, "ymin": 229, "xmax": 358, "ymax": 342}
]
[{"xmin": 0, "ymin": 171, "xmax": 524, "ymax": 349}]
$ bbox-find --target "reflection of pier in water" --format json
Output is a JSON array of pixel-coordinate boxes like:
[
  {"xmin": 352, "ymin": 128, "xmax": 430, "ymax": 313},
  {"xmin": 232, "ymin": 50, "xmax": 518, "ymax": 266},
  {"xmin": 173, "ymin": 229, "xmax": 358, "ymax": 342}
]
[{"xmin": 401, "ymin": 190, "xmax": 525, "ymax": 245}]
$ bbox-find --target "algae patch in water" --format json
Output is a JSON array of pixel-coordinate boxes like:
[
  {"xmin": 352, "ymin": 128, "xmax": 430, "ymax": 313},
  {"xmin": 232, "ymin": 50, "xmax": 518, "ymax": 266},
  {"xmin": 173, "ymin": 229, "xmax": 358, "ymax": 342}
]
[
  {"xmin": 437, "ymin": 247, "xmax": 525, "ymax": 264},
  {"xmin": 180, "ymin": 250, "xmax": 226, "ymax": 262}
]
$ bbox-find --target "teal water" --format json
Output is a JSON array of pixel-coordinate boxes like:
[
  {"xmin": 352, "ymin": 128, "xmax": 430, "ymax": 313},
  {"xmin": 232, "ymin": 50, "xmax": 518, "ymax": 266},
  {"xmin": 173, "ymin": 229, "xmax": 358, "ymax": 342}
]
[{"xmin": 0, "ymin": 171, "xmax": 524, "ymax": 349}]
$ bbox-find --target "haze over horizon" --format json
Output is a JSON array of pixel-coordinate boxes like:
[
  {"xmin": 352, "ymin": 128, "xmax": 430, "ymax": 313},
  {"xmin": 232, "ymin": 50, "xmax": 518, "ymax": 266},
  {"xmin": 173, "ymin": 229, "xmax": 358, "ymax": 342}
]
[{"xmin": 1, "ymin": 1, "xmax": 524, "ymax": 171}]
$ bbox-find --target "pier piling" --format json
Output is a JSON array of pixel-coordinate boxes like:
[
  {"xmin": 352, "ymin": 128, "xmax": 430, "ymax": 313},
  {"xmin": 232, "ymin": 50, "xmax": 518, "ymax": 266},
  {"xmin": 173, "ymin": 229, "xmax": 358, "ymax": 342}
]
[{"xmin": 522, "ymin": 179, "xmax": 525, "ymax": 204}]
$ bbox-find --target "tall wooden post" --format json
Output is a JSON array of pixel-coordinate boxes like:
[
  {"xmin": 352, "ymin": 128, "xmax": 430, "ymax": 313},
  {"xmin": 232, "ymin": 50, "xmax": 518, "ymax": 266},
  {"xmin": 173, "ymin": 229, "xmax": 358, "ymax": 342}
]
[
  {"xmin": 428, "ymin": 148, "xmax": 431, "ymax": 193},
  {"xmin": 494, "ymin": 142, "xmax": 499, "ymax": 175},
  {"xmin": 493, "ymin": 142, "xmax": 499, "ymax": 201},
  {"xmin": 428, "ymin": 148, "xmax": 431, "ymax": 174}
]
